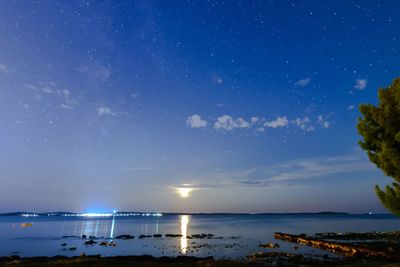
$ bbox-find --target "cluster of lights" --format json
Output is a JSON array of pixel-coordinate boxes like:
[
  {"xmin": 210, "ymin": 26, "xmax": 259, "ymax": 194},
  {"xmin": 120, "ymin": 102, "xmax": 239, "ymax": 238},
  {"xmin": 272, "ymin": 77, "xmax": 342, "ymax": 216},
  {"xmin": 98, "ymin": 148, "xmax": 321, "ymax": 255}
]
[
  {"xmin": 20, "ymin": 212, "xmax": 163, "ymax": 217},
  {"xmin": 21, "ymin": 214, "xmax": 38, "ymax": 217},
  {"xmin": 61, "ymin": 212, "xmax": 163, "ymax": 217},
  {"xmin": 63, "ymin": 213, "xmax": 114, "ymax": 217}
]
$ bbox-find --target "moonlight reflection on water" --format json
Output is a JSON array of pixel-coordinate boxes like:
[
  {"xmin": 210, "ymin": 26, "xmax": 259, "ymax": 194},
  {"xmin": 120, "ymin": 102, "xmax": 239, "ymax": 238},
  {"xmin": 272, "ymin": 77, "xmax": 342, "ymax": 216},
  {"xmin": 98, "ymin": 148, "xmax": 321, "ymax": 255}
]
[{"xmin": 180, "ymin": 215, "xmax": 189, "ymax": 254}]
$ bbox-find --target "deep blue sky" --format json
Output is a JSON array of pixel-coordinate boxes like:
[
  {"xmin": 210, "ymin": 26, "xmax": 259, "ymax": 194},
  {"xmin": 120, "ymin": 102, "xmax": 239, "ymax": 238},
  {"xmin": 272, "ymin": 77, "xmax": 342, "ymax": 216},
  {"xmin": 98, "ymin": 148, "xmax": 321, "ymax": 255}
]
[{"xmin": 0, "ymin": 0, "xmax": 399, "ymax": 213}]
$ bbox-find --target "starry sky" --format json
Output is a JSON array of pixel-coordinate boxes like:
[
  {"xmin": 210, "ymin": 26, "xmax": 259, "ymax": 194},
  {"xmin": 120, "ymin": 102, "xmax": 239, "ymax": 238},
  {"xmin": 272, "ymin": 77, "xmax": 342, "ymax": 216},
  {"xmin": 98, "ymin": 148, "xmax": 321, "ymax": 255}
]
[{"xmin": 0, "ymin": 0, "xmax": 399, "ymax": 213}]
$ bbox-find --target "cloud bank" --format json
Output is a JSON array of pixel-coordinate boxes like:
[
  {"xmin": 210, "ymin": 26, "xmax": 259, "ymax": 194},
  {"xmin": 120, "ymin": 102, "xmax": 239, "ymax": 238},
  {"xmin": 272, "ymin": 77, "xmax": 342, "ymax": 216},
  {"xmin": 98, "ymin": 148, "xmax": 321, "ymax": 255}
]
[
  {"xmin": 187, "ymin": 114, "xmax": 332, "ymax": 133},
  {"xmin": 186, "ymin": 114, "xmax": 208, "ymax": 128}
]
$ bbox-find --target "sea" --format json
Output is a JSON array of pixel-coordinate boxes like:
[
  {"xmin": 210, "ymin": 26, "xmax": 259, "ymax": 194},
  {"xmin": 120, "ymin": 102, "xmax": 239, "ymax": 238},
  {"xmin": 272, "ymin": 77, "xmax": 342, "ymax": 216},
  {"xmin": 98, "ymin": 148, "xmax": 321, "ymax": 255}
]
[{"xmin": 0, "ymin": 213, "xmax": 399, "ymax": 259}]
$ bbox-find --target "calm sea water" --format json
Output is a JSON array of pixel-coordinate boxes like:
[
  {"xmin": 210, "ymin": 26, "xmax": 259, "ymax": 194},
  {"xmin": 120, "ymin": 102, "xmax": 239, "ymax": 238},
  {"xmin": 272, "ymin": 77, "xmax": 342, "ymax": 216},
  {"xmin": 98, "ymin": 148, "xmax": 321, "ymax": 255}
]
[{"xmin": 0, "ymin": 214, "xmax": 399, "ymax": 259}]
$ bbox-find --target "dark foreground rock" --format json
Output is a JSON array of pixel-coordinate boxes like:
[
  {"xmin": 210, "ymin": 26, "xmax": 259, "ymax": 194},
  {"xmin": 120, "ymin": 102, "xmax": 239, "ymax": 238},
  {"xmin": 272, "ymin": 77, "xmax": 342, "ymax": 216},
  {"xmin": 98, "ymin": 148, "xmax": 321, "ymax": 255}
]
[
  {"xmin": 165, "ymin": 234, "xmax": 183, "ymax": 238},
  {"xmin": 1, "ymin": 254, "xmax": 399, "ymax": 267},
  {"xmin": 84, "ymin": 240, "xmax": 97, "ymax": 245},
  {"xmin": 259, "ymin": 242, "xmax": 280, "ymax": 249},
  {"xmin": 115, "ymin": 234, "xmax": 135, "ymax": 240},
  {"xmin": 0, "ymin": 255, "xmax": 220, "ymax": 267},
  {"xmin": 139, "ymin": 235, "xmax": 153, "ymax": 239},
  {"xmin": 315, "ymin": 231, "xmax": 400, "ymax": 241},
  {"xmin": 274, "ymin": 232, "xmax": 400, "ymax": 259}
]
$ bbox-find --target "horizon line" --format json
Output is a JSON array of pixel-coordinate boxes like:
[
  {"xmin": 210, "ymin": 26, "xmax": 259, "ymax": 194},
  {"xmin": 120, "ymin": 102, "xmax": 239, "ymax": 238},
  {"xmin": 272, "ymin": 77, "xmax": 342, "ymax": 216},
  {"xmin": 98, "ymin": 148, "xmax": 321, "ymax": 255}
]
[{"xmin": 0, "ymin": 211, "xmax": 393, "ymax": 216}]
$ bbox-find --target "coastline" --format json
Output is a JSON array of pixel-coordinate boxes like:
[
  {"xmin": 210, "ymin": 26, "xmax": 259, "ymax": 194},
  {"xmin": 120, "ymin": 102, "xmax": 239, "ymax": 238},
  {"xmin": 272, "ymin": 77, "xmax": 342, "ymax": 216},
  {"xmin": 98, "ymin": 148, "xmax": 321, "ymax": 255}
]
[
  {"xmin": 2, "ymin": 214, "xmax": 399, "ymax": 266},
  {"xmin": 1, "ymin": 254, "xmax": 400, "ymax": 267},
  {"xmin": 2, "ymin": 230, "xmax": 400, "ymax": 266}
]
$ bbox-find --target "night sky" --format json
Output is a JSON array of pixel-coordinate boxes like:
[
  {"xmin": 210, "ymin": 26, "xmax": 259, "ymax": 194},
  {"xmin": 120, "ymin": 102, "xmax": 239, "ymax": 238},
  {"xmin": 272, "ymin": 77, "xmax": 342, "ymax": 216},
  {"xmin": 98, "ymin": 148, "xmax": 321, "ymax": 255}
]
[{"xmin": 0, "ymin": 1, "xmax": 399, "ymax": 213}]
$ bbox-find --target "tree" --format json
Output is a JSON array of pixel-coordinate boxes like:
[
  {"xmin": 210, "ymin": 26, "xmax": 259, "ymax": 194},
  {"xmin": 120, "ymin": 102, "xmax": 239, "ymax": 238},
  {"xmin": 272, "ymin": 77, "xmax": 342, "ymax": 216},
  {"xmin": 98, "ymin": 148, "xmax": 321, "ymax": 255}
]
[{"xmin": 357, "ymin": 78, "xmax": 400, "ymax": 216}]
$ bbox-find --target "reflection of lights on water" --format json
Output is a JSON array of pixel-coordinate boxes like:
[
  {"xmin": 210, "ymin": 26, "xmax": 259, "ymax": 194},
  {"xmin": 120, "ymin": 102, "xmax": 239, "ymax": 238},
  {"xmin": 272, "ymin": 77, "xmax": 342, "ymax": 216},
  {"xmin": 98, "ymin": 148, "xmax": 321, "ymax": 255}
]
[
  {"xmin": 78, "ymin": 217, "xmax": 115, "ymax": 238},
  {"xmin": 180, "ymin": 215, "xmax": 189, "ymax": 254},
  {"xmin": 110, "ymin": 213, "xmax": 116, "ymax": 238},
  {"xmin": 67, "ymin": 211, "xmax": 163, "ymax": 241},
  {"xmin": 68, "ymin": 211, "xmax": 164, "ymax": 241}
]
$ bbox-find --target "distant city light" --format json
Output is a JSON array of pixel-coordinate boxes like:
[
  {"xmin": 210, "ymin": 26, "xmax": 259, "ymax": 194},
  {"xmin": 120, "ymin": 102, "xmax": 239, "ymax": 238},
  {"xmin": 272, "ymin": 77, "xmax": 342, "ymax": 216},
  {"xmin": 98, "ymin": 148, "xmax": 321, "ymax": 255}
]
[
  {"xmin": 21, "ymin": 214, "xmax": 38, "ymax": 217},
  {"xmin": 79, "ymin": 213, "xmax": 113, "ymax": 217},
  {"xmin": 61, "ymin": 212, "xmax": 163, "ymax": 217},
  {"xmin": 20, "ymin": 212, "xmax": 163, "ymax": 217}
]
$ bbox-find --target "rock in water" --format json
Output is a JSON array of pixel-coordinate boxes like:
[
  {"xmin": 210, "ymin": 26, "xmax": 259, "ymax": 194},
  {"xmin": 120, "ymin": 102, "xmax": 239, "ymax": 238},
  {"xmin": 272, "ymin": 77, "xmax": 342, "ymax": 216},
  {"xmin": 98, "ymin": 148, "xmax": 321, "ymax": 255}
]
[
  {"xmin": 259, "ymin": 242, "xmax": 280, "ymax": 248},
  {"xmin": 115, "ymin": 234, "xmax": 135, "ymax": 240},
  {"xmin": 84, "ymin": 240, "xmax": 97, "ymax": 245}
]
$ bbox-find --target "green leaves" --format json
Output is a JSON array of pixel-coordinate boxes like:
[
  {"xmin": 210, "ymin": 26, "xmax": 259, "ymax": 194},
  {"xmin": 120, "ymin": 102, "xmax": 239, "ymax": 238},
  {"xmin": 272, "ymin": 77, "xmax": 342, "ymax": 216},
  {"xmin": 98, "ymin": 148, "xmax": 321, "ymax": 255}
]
[
  {"xmin": 358, "ymin": 78, "xmax": 400, "ymax": 216},
  {"xmin": 375, "ymin": 183, "xmax": 400, "ymax": 215}
]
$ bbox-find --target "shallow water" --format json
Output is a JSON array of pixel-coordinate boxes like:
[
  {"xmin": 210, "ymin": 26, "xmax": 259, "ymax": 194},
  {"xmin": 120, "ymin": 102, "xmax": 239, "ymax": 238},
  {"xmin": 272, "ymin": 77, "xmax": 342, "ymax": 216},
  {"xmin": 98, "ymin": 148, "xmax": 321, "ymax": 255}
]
[{"xmin": 0, "ymin": 214, "xmax": 399, "ymax": 259}]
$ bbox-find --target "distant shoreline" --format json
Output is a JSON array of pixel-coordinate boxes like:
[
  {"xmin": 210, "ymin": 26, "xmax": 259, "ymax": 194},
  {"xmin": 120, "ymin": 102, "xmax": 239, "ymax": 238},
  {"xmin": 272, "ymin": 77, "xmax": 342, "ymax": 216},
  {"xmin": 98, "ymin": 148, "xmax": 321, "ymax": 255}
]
[{"xmin": 0, "ymin": 211, "xmax": 395, "ymax": 217}]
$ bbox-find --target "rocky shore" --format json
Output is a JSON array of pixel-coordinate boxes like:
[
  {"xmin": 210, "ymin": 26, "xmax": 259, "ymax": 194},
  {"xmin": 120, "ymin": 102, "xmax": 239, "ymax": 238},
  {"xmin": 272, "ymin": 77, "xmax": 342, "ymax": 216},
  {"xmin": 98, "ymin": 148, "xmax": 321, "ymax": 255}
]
[
  {"xmin": 275, "ymin": 231, "xmax": 400, "ymax": 258},
  {"xmin": 2, "ymin": 231, "xmax": 399, "ymax": 266},
  {"xmin": 1, "ymin": 254, "xmax": 400, "ymax": 267}
]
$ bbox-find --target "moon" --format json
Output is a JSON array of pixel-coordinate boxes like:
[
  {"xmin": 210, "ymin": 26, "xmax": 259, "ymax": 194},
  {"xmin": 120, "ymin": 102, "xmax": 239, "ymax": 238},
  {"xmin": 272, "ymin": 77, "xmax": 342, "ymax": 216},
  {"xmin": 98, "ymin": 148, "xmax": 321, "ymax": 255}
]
[{"xmin": 177, "ymin": 187, "xmax": 193, "ymax": 198}]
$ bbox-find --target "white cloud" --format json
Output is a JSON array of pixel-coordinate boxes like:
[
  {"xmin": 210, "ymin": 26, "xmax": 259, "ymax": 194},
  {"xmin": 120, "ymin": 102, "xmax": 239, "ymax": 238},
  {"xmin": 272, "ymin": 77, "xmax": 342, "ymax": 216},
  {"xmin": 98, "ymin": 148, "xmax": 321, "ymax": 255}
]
[
  {"xmin": 97, "ymin": 106, "xmax": 117, "ymax": 116},
  {"xmin": 214, "ymin": 115, "xmax": 250, "ymax": 131},
  {"xmin": 184, "ymin": 149, "xmax": 376, "ymax": 188},
  {"xmin": 186, "ymin": 114, "xmax": 207, "ymax": 128},
  {"xmin": 189, "ymin": 114, "xmax": 332, "ymax": 133},
  {"xmin": 294, "ymin": 77, "xmax": 311, "ymax": 87},
  {"xmin": 76, "ymin": 65, "xmax": 89, "ymax": 73},
  {"xmin": 292, "ymin": 117, "xmax": 314, "ymax": 131},
  {"xmin": 239, "ymin": 150, "xmax": 376, "ymax": 185},
  {"xmin": 42, "ymin": 87, "xmax": 55, "ymax": 94},
  {"xmin": 264, "ymin": 116, "xmax": 288, "ymax": 128},
  {"xmin": 348, "ymin": 105, "xmax": 355, "ymax": 110},
  {"xmin": 25, "ymin": 81, "xmax": 78, "ymax": 110},
  {"xmin": 62, "ymin": 89, "xmax": 70, "ymax": 97},
  {"xmin": 250, "ymin": 117, "xmax": 259, "ymax": 124},
  {"xmin": 354, "ymin": 79, "xmax": 367, "ymax": 90},
  {"xmin": 236, "ymin": 117, "xmax": 250, "ymax": 128},
  {"xmin": 212, "ymin": 74, "xmax": 223, "ymax": 84},
  {"xmin": 60, "ymin": 104, "xmax": 73, "ymax": 109},
  {"xmin": 214, "ymin": 115, "xmax": 237, "ymax": 131},
  {"xmin": 96, "ymin": 66, "xmax": 111, "ymax": 81},
  {"xmin": 0, "ymin": 63, "xmax": 8, "ymax": 74},
  {"xmin": 25, "ymin": 84, "xmax": 37, "ymax": 90},
  {"xmin": 317, "ymin": 115, "xmax": 330, "ymax": 128},
  {"xmin": 61, "ymin": 89, "xmax": 78, "ymax": 110},
  {"xmin": 77, "ymin": 63, "xmax": 111, "ymax": 82}
]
